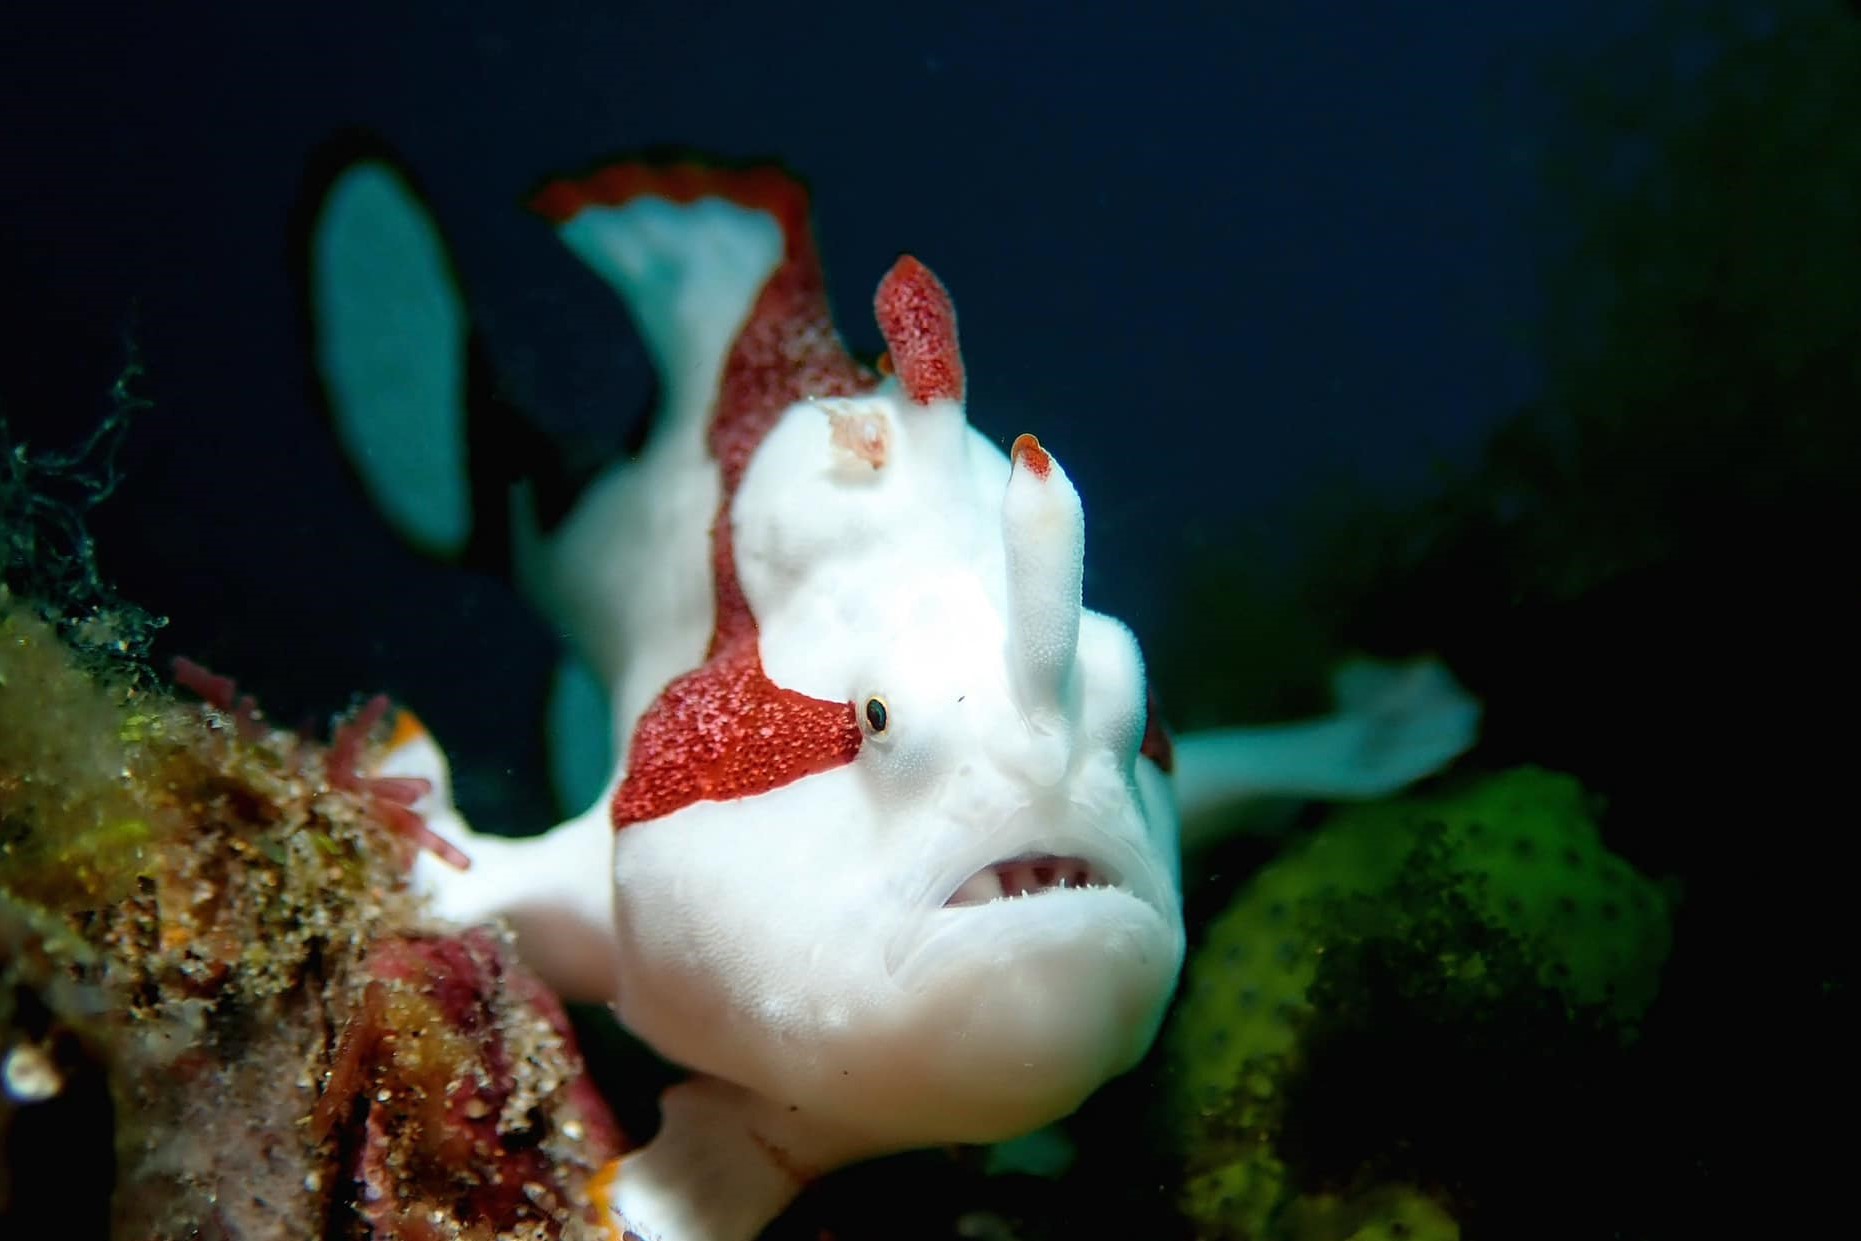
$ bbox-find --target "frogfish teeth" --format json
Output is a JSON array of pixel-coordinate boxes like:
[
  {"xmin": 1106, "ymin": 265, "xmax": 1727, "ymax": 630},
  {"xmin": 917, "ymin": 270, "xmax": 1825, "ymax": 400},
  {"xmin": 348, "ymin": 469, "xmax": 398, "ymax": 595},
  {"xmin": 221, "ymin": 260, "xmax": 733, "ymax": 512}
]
[{"xmin": 308, "ymin": 144, "xmax": 1481, "ymax": 1241}]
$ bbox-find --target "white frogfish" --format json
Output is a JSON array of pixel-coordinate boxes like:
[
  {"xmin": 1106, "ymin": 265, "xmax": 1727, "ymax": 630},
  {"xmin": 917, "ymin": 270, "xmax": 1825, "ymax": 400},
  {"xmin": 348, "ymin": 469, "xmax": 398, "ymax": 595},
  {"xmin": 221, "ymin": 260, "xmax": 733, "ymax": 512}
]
[{"xmin": 305, "ymin": 149, "xmax": 1480, "ymax": 1241}]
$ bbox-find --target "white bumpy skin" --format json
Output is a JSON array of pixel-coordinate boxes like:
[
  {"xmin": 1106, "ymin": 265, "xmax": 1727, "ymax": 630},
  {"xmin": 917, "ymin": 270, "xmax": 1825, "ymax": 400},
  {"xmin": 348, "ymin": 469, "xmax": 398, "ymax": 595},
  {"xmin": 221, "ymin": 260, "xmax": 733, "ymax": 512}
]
[{"xmin": 610, "ymin": 398, "xmax": 1185, "ymax": 1151}]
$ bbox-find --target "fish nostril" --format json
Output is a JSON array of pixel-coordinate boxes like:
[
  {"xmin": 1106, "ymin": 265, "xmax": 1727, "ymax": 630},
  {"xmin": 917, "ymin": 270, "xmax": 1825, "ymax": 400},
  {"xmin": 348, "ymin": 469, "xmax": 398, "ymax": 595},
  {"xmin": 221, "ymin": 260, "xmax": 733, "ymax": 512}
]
[{"xmin": 1001, "ymin": 727, "xmax": 1069, "ymax": 790}]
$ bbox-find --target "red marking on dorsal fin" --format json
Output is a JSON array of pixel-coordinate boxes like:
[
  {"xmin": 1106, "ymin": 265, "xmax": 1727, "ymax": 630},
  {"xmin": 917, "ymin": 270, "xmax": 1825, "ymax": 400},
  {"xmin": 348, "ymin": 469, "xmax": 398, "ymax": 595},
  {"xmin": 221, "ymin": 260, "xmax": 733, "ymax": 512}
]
[
  {"xmin": 706, "ymin": 192, "xmax": 877, "ymax": 500},
  {"xmin": 1011, "ymin": 432, "xmax": 1052, "ymax": 480},
  {"xmin": 874, "ymin": 255, "xmax": 964, "ymax": 405},
  {"xmin": 605, "ymin": 159, "xmax": 875, "ymax": 829},
  {"xmin": 528, "ymin": 160, "xmax": 812, "ymax": 261},
  {"xmin": 529, "ymin": 157, "xmax": 874, "ymax": 495}
]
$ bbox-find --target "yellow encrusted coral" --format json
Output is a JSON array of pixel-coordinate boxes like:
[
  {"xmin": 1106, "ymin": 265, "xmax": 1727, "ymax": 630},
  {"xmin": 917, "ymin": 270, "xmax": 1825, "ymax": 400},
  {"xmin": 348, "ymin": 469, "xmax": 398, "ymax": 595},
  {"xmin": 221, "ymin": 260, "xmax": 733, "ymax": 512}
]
[{"xmin": 1, "ymin": 599, "xmax": 624, "ymax": 1238}]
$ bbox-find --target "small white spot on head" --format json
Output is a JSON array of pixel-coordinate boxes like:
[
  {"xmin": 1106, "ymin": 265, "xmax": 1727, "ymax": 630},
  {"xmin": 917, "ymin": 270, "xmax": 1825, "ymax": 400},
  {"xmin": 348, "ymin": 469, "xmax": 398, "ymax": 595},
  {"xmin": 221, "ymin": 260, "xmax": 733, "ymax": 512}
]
[{"xmin": 824, "ymin": 402, "xmax": 892, "ymax": 472}]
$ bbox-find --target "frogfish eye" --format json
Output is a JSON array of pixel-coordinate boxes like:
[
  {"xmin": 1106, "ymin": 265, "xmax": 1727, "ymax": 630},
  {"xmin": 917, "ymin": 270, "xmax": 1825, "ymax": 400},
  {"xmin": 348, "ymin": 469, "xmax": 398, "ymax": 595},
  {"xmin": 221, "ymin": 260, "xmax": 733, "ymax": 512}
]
[{"xmin": 863, "ymin": 695, "xmax": 889, "ymax": 736}]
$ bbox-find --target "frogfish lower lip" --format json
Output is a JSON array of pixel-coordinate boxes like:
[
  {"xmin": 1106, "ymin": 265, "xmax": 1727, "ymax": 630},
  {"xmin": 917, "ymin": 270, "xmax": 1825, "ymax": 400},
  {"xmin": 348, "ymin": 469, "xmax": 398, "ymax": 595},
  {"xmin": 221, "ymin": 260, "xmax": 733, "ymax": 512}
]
[{"xmin": 941, "ymin": 854, "xmax": 1123, "ymax": 906}]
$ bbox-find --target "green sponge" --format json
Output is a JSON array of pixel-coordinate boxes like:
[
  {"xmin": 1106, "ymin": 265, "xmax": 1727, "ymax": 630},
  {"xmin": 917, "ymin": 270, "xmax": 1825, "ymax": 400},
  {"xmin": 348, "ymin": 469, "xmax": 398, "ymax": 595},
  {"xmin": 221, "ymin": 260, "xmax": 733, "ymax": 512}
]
[
  {"xmin": 1407, "ymin": 766, "xmax": 1674, "ymax": 1017},
  {"xmin": 1170, "ymin": 766, "xmax": 1674, "ymax": 1239}
]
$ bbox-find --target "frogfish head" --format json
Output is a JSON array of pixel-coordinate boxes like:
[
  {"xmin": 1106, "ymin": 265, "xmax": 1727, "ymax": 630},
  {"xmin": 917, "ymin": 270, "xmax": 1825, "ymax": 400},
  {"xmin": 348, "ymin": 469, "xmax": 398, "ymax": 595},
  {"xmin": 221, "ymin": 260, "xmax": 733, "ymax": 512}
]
[{"xmin": 608, "ymin": 257, "xmax": 1184, "ymax": 1146}]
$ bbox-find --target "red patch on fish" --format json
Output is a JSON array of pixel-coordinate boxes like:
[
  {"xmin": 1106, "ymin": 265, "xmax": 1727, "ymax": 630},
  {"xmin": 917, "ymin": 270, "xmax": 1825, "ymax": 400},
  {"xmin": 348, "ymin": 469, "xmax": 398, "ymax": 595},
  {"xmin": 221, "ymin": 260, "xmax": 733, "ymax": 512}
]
[{"xmin": 610, "ymin": 518, "xmax": 863, "ymax": 825}]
